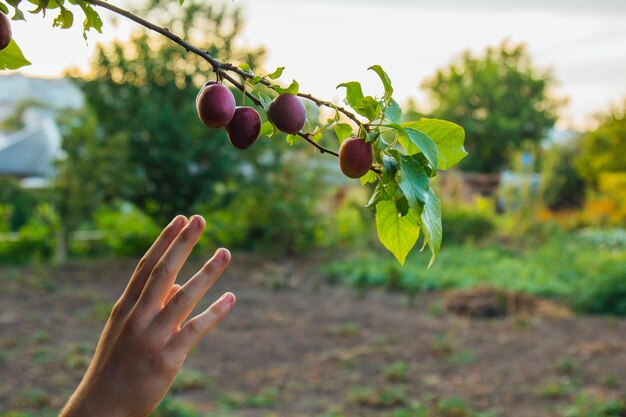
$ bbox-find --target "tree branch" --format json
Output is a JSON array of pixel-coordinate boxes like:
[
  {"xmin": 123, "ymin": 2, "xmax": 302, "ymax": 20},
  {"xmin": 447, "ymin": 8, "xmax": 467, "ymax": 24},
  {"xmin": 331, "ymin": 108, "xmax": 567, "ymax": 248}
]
[{"xmin": 80, "ymin": 0, "xmax": 379, "ymax": 169}]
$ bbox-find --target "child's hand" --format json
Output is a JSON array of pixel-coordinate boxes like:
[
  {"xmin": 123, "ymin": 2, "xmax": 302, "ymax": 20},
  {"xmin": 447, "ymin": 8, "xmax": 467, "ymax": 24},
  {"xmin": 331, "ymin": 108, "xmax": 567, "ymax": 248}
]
[{"xmin": 61, "ymin": 215, "xmax": 235, "ymax": 417}]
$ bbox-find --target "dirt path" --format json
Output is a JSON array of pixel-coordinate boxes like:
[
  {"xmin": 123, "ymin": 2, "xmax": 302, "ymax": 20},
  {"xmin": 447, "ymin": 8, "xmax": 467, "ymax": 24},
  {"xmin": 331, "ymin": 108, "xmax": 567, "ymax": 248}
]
[{"xmin": 1, "ymin": 255, "xmax": 625, "ymax": 416}]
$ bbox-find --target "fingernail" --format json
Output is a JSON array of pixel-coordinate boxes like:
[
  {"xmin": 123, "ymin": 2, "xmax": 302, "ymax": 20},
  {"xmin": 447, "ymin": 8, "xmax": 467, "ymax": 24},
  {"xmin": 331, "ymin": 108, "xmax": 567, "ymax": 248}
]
[
  {"xmin": 222, "ymin": 293, "xmax": 235, "ymax": 307},
  {"xmin": 215, "ymin": 248, "xmax": 231, "ymax": 264},
  {"xmin": 192, "ymin": 215, "xmax": 205, "ymax": 229}
]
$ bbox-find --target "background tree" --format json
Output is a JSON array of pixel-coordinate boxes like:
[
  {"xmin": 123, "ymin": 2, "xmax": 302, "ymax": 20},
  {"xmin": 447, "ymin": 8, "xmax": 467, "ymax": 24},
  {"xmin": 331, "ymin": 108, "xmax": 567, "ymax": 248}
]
[
  {"xmin": 422, "ymin": 40, "xmax": 562, "ymax": 173},
  {"xmin": 74, "ymin": 0, "xmax": 265, "ymax": 223},
  {"xmin": 575, "ymin": 98, "xmax": 626, "ymax": 188},
  {"xmin": 540, "ymin": 142, "xmax": 585, "ymax": 210}
]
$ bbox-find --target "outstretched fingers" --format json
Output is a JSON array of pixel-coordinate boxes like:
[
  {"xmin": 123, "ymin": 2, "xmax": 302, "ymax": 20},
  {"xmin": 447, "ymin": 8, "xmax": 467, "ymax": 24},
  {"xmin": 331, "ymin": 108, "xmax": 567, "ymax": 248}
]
[
  {"xmin": 168, "ymin": 292, "xmax": 236, "ymax": 355},
  {"xmin": 117, "ymin": 215, "xmax": 187, "ymax": 312},
  {"xmin": 155, "ymin": 248, "xmax": 231, "ymax": 333},
  {"xmin": 138, "ymin": 215, "xmax": 206, "ymax": 312}
]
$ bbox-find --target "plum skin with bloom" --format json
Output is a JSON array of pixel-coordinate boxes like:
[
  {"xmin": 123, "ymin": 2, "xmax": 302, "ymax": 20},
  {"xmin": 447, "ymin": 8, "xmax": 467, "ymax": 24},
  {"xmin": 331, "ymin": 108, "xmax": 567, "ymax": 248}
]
[
  {"xmin": 226, "ymin": 106, "xmax": 261, "ymax": 150},
  {"xmin": 338, "ymin": 137, "xmax": 374, "ymax": 178},
  {"xmin": 268, "ymin": 94, "xmax": 306, "ymax": 134},
  {"xmin": 0, "ymin": 12, "xmax": 11, "ymax": 51},
  {"xmin": 196, "ymin": 83, "xmax": 236, "ymax": 128}
]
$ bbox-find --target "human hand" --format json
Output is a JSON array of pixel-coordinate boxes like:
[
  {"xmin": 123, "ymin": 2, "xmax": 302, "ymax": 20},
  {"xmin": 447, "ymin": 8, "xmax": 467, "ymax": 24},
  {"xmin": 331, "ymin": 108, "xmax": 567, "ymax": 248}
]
[{"xmin": 60, "ymin": 215, "xmax": 235, "ymax": 417}]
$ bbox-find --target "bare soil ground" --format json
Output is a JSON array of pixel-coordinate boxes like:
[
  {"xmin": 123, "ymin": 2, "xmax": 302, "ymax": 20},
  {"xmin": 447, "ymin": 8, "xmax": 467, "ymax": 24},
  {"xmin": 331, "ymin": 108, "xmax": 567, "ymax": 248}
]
[{"xmin": 1, "ymin": 253, "xmax": 625, "ymax": 416}]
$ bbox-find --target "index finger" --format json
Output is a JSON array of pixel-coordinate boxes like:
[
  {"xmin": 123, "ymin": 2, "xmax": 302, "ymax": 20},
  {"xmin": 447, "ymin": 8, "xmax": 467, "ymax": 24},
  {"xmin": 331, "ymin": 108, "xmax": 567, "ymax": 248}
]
[{"xmin": 120, "ymin": 215, "xmax": 188, "ymax": 307}]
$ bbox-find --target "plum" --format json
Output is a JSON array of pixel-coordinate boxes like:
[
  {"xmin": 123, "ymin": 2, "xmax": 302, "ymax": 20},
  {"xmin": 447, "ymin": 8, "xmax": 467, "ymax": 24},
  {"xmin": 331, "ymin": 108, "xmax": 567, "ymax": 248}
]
[
  {"xmin": 338, "ymin": 137, "xmax": 373, "ymax": 178},
  {"xmin": 226, "ymin": 106, "xmax": 261, "ymax": 150},
  {"xmin": 196, "ymin": 80, "xmax": 218, "ymax": 106},
  {"xmin": 0, "ymin": 12, "xmax": 11, "ymax": 51},
  {"xmin": 268, "ymin": 93, "xmax": 306, "ymax": 134},
  {"xmin": 196, "ymin": 83, "xmax": 236, "ymax": 128}
]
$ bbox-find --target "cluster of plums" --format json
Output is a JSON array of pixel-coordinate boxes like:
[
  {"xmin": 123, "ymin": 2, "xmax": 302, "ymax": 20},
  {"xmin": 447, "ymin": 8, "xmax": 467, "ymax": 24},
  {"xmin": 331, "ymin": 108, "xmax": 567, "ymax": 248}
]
[
  {"xmin": 196, "ymin": 81, "xmax": 307, "ymax": 150},
  {"xmin": 0, "ymin": 12, "xmax": 12, "ymax": 51},
  {"xmin": 196, "ymin": 81, "xmax": 373, "ymax": 179}
]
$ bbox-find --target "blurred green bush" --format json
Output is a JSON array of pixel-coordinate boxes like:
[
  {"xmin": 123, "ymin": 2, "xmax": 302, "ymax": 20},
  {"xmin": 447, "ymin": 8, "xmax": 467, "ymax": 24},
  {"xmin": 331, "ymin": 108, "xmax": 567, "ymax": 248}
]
[
  {"xmin": 324, "ymin": 231, "xmax": 626, "ymax": 315},
  {"xmin": 94, "ymin": 203, "xmax": 161, "ymax": 257},
  {"xmin": 442, "ymin": 202, "xmax": 495, "ymax": 245}
]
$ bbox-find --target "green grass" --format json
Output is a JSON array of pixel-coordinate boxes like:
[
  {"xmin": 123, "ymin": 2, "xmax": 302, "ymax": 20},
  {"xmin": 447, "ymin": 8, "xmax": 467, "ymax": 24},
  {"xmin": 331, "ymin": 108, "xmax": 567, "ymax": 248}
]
[{"xmin": 324, "ymin": 231, "xmax": 626, "ymax": 315}]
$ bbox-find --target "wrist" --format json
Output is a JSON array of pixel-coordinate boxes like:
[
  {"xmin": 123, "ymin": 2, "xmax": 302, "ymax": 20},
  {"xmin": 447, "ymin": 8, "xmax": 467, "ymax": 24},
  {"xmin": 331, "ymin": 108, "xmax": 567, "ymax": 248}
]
[{"xmin": 60, "ymin": 382, "xmax": 136, "ymax": 417}]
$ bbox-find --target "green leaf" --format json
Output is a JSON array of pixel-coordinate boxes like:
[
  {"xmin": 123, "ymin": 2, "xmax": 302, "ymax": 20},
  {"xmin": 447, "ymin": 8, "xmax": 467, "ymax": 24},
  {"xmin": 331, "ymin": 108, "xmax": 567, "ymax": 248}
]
[
  {"xmin": 398, "ymin": 154, "xmax": 430, "ymax": 209},
  {"xmin": 7, "ymin": 2, "xmax": 25, "ymax": 20},
  {"xmin": 403, "ymin": 128, "xmax": 439, "ymax": 171},
  {"xmin": 368, "ymin": 64, "xmax": 393, "ymax": 104},
  {"xmin": 375, "ymin": 200, "xmax": 420, "ymax": 265},
  {"xmin": 337, "ymin": 81, "xmax": 364, "ymax": 109},
  {"xmin": 274, "ymin": 79, "xmax": 299, "ymax": 95},
  {"xmin": 395, "ymin": 195, "xmax": 410, "ymax": 217},
  {"xmin": 0, "ymin": 3, "xmax": 9, "ymax": 14},
  {"xmin": 285, "ymin": 134, "xmax": 298, "ymax": 146},
  {"xmin": 6, "ymin": 0, "xmax": 25, "ymax": 21},
  {"xmin": 29, "ymin": 0, "xmax": 49, "ymax": 15},
  {"xmin": 250, "ymin": 75, "xmax": 262, "ymax": 85},
  {"xmin": 238, "ymin": 63, "xmax": 252, "ymax": 73},
  {"xmin": 311, "ymin": 130, "xmax": 323, "ymax": 142},
  {"xmin": 419, "ymin": 188, "xmax": 442, "ymax": 267},
  {"xmin": 0, "ymin": 39, "xmax": 31, "ymax": 70},
  {"xmin": 78, "ymin": 2, "xmax": 102, "ymax": 39},
  {"xmin": 367, "ymin": 181, "xmax": 396, "ymax": 207},
  {"xmin": 360, "ymin": 170, "xmax": 377, "ymax": 185},
  {"xmin": 52, "ymin": 7, "xmax": 73, "ymax": 28},
  {"xmin": 354, "ymin": 96, "xmax": 381, "ymax": 121},
  {"xmin": 334, "ymin": 123, "xmax": 352, "ymax": 142},
  {"xmin": 253, "ymin": 89, "xmax": 274, "ymax": 110},
  {"xmin": 267, "ymin": 66, "xmax": 284, "ymax": 80},
  {"xmin": 382, "ymin": 154, "xmax": 398, "ymax": 184},
  {"xmin": 401, "ymin": 118, "xmax": 467, "ymax": 170},
  {"xmin": 389, "ymin": 124, "xmax": 438, "ymax": 171},
  {"xmin": 259, "ymin": 121, "xmax": 274, "ymax": 138},
  {"xmin": 383, "ymin": 99, "xmax": 402, "ymax": 124}
]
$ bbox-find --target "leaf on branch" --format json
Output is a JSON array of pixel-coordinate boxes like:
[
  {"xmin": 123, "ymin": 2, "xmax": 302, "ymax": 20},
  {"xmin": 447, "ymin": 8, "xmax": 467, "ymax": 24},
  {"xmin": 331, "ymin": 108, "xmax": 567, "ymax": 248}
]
[
  {"xmin": 398, "ymin": 154, "xmax": 430, "ymax": 209},
  {"xmin": 337, "ymin": 81, "xmax": 383, "ymax": 120},
  {"xmin": 368, "ymin": 64, "xmax": 393, "ymax": 104},
  {"xmin": 78, "ymin": 2, "xmax": 103, "ymax": 39},
  {"xmin": 418, "ymin": 187, "xmax": 442, "ymax": 267},
  {"xmin": 267, "ymin": 66, "xmax": 284, "ymax": 80},
  {"xmin": 52, "ymin": 7, "xmax": 73, "ymax": 29},
  {"xmin": 29, "ymin": 0, "xmax": 49, "ymax": 16},
  {"xmin": 401, "ymin": 118, "xmax": 467, "ymax": 170},
  {"xmin": 0, "ymin": 39, "xmax": 31, "ymax": 70},
  {"xmin": 252, "ymin": 89, "xmax": 274, "ymax": 110},
  {"xmin": 238, "ymin": 62, "xmax": 253, "ymax": 74},
  {"xmin": 285, "ymin": 134, "xmax": 298, "ymax": 146},
  {"xmin": 333, "ymin": 123, "xmax": 352, "ymax": 142},
  {"xmin": 337, "ymin": 81, "xmax": 364, "ymax": 109},
  {"xmin": 366, "ymin": 180, "xmax": 395, "ymax": 207},
  {"xmin": 354, "ymin": 96, "xmax": 381, "ymax": 121},
  {"xmin": 274, "ymin": 79, "xmax": 299, "ymax": 95},
  {"xmin": 259, "ymin": 121, "xmax": 274, "ymax": 139},
  {"xmin": 375, "ymin": 199, "xmax": 420, "ymax": 265},
  {"xmin": 389, "ymin": 124, "xmax": 438, "ymax": 171},
  {"xmin": 6, "ymin": 0, "xmax": 26, "ymax": 20},
  {"xmin": 0, "ymin": 3, "xmax": 8, "ymax": 14},
  {"xmin": 311, "ymin": 130, "xmax": 323, "ymax": 142},
  {"xmin": 360, "ymin": 170, "xmax": 377, "ymax": 185},
  {"xmin": 383, "ymin": 99, "xmax": 402, "ymax": 124},
  {"xmin": 403, "ymin": 128, "xmax": 439, "ymax": 171}
]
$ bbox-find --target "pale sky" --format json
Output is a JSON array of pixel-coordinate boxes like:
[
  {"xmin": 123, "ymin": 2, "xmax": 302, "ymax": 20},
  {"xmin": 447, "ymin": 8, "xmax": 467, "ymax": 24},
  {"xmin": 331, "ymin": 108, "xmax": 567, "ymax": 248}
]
[{"xmin": 9, "ymin": 0, "xmax": 626, "ymax": 130}]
